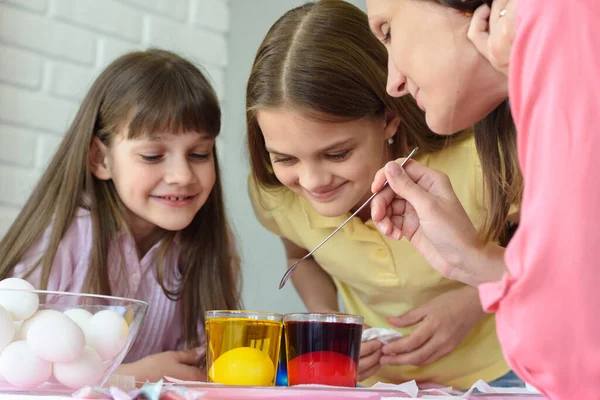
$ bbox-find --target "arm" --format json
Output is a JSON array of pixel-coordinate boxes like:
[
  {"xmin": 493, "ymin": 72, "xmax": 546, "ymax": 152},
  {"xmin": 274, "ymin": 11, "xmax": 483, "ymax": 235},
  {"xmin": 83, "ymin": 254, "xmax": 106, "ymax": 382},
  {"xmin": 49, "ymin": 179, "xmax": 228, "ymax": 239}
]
[
  {"xmin": 116, "ymin": 349, "xmax": 206, "ymax": 383},
  {"xmin": 463, "ymin": 243, "xmax": 507, "ymax": 285},
  {"xmin": 282, "ymin": 238, "xmax": 339, "ymax": 313}
]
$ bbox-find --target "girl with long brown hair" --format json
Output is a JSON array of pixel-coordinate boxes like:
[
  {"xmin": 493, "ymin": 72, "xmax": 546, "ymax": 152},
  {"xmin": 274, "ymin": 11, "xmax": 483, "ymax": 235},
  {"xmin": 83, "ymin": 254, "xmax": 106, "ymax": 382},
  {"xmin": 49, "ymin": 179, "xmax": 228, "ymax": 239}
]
[
  {"xmin": 246, "ymin": 0, "xmax": 519, "ymax": 389},
  {"xmin": 0, "ymin": 49, "xmax": 241, "ymax": 382}
]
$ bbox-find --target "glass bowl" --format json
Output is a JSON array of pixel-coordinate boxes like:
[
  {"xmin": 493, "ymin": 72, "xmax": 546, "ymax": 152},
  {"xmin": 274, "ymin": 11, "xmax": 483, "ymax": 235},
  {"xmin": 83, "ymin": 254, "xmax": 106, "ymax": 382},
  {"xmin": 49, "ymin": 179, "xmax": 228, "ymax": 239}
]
[{"xmin": 0, "ymin": 287, "xmax": 148, "ymax": 394}]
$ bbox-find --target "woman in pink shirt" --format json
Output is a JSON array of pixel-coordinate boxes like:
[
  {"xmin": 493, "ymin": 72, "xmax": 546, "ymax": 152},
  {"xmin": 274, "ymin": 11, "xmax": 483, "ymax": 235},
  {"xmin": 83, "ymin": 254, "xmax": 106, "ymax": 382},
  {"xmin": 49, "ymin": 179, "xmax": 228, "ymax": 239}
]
[
  {"xmin": 366, "ymin": 0, "xmax": 599, "ymax": 398},
  {"xmin": 0, "ymin": 49, "xmax": 241, "ymax": 382}
]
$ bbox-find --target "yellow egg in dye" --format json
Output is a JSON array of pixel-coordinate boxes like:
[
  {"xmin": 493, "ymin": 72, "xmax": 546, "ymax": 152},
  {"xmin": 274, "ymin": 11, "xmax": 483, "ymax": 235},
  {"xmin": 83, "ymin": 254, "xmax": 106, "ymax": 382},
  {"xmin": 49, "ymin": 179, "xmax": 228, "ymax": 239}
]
[{"xmin": 209, "ymin": 346, "xmax": 274, "ymax": 386}]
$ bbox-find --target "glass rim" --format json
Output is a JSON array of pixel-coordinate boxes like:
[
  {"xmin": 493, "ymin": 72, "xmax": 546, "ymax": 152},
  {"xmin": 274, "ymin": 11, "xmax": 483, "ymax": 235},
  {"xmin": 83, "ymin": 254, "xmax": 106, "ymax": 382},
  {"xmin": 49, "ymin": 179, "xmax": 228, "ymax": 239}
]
[
  {"xmin": 0, "ymin": 287, "xmax": 148, "ymax": 307},
  {"xmin": 283, "ymin": 312, "xmax": 363, "ymax": 324},
  {"xmin": 205, "ymin": 310, "xmax": 284, "ymax": 321}
]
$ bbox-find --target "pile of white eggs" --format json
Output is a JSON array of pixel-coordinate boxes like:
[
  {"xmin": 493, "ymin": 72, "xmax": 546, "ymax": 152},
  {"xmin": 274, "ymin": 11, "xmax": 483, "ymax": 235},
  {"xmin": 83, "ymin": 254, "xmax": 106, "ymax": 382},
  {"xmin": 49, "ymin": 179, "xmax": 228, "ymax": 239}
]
[{"xmin": 0, "ymin": 278, "xmax": 130, "ymax": 390}]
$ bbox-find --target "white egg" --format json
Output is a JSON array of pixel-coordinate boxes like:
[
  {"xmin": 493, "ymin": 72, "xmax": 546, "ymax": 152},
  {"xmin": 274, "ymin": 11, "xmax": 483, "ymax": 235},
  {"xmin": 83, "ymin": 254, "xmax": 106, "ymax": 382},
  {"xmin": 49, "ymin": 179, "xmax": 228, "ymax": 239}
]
[
  {"xmin": 85, "ymin": 310, "xmax": 129, "ymax": 360},
  {"xmin": 0, "ymin": 305, "xmax": 15, "ymax": 351},
  {"xmin": 13, "ymin": 320, "xmax": 22, "ymax": 341},
  {"xmin": 0, "ymin": 341, "xmax": 52, "ymax": 388},
  {"xmin": 64, "ymin": 308, "xmax": 93, "ymax": 331},
  {"xmin": 0, "ymin": 278, "xmax": 39, "ymax": 321},
  {"xmin": 26, "ymin": 309, "xmax": 85, "ymax": 363},
  {"xmin": 19, "ymin": 309, "xmax": 54, "ymax": 341},
  {"xmin": 53, "ymin": 346, "xmax": 104, "ymax": 389}
]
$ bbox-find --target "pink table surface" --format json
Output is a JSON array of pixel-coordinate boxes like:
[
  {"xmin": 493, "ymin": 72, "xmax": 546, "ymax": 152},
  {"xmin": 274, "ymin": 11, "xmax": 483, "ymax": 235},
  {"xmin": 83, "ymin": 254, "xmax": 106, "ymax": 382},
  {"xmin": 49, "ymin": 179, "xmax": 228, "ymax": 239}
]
[
  {"xmin": 196, "ymin": 386, "xmax": 545, "ymax": 400},
  {"xmin": 0, "ymin": 386, "xmax": 547, "ymax": 400}
]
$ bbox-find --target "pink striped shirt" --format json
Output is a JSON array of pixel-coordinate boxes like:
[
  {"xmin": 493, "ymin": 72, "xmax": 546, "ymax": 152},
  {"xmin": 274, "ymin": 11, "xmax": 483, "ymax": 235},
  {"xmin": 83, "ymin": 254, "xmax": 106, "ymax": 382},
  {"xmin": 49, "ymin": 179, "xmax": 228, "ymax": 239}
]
[
  {"xmin": 12, "ymin": 208, "xmax": 201, "ymax": 363},
  {"xmin": 479, "ymin": 1, "xmax": 600, "ymax": 399}
]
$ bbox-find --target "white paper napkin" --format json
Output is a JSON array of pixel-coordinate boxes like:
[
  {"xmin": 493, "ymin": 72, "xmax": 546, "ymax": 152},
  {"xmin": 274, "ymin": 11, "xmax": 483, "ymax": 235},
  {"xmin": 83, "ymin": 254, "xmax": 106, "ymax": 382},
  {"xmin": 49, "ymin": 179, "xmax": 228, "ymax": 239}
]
[
  {"xmin": 379, "ymin": 379, "xmax": 543, "ymax": 399},
  {"xmin": 361, "ymin": 328, "xmax": 404, "ymax": 344}
]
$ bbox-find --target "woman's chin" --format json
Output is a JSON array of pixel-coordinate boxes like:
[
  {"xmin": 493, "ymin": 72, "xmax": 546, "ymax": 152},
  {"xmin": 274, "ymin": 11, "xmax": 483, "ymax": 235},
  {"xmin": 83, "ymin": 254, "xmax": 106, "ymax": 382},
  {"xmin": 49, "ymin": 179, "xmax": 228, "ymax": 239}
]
[{"xmin": 425, "ymin": 110, "xmax": 473, "ymax": 135}]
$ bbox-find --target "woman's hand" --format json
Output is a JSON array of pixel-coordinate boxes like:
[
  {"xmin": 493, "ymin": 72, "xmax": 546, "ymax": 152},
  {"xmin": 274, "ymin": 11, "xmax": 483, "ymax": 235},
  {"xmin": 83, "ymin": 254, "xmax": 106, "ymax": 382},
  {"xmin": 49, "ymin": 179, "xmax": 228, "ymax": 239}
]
[
  {"xmin": 372, "ymin": 160, "xmax": 488, "ymax": 285},
  {"xmin": 468, "ymin": 0, "xmax": 516, "ymax": 76},
  {"xmin": 371, "ymin": 160, "xmax": 506, "ymax": 285}
]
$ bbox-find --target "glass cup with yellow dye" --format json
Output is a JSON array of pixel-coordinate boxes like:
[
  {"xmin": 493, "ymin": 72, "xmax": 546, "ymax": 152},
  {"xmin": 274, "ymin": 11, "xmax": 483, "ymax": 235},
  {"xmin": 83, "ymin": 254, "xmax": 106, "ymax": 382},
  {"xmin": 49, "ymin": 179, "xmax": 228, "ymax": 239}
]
[{"xmin": 206, "ymin": 310, "xmax": 283, "ymax": 386}]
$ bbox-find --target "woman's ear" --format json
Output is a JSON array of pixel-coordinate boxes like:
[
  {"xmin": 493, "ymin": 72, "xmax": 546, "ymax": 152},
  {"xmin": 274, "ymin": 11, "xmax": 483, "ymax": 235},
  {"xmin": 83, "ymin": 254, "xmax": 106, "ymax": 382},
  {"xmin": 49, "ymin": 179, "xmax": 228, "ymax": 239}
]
[
  {"xmin": 89, "ymin": 137, "xmax": 112, "ymax": 180},
  {"xmin": 384, "ymin": 109, "xmax": 401, "ymax": 141}
]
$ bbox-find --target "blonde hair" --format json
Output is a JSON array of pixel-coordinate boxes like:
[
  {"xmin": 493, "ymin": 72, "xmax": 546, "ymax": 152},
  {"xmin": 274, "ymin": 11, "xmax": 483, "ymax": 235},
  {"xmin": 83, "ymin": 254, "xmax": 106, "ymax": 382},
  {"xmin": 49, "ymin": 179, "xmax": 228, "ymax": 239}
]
[{"xmin": 246, "ymin": 0, "xmax": 465, "ymax": 190}]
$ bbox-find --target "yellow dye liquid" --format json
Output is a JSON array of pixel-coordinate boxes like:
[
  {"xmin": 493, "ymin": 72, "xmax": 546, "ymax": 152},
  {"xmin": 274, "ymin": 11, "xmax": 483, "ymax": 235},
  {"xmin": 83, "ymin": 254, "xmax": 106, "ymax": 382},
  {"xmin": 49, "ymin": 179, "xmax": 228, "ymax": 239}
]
[{"xmin": 206, "ymin": 317, "xmax": 282, "ymax": 386}]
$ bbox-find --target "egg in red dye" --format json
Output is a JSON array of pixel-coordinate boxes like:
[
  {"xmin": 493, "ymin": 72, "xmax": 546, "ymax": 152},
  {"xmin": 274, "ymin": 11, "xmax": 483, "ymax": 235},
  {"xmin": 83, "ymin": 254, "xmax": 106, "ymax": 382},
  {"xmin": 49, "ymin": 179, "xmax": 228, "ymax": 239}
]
[{"xmin": 287, "ymin": 350, "xmax": 357, "ymax": 387}]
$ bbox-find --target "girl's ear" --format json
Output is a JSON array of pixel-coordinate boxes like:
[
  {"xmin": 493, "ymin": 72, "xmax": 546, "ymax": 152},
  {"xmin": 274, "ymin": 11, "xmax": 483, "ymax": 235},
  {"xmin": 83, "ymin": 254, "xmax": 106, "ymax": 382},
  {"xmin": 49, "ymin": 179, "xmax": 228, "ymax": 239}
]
[
  {"xmin": 89, "ymin": 137, "xmax": 112, "ymax": 180},
  {"xmin": 384, "ymin": 109, "xmax": 401, "ymax": 141}
]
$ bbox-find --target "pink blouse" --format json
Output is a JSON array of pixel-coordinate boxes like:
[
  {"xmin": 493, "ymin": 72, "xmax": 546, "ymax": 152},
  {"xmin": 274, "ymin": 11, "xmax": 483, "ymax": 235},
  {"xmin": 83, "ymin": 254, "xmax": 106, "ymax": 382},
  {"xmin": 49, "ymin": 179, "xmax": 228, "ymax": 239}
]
[
  {"xmin": 479, "ymin": 1, "xmax": 600, "ymax": 399},
  {"xmin": 12, "ymin": 208, "xmax": 201, "ymax": 363}
]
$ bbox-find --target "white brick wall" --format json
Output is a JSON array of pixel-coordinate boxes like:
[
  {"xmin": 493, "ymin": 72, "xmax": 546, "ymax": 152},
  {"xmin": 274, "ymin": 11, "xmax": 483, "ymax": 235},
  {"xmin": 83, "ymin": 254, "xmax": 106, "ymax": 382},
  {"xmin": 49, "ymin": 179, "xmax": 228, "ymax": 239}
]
[{"xmin": 0, "ymin": 0, "xmax": 230, "ymax": 236}]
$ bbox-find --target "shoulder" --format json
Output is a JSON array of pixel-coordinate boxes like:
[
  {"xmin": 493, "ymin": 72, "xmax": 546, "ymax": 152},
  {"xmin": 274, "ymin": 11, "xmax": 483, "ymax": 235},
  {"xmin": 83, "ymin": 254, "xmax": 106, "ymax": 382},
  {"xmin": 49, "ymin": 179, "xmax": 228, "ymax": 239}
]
[
  {"xmin": 13, "ymin": 208, "xmax": 93, "ymax": 289},
  {"xmin": 246, "ymin": 175, "xmax": 313, "ymax": 243},
  {"xmin": 517, "ymin": 0, "xmax": 596, "ymax": 21},
  {"xmin": 421, "ymin": 132, "xmax": 480, "ymax": 175},
  {"xmin": 423, "ymin": 133, "xmax": 487, "ymax": 221},
  {"xmin": 247, "ymin": 175, "xmax": 301, "ymax": 215},
  {"xmin": 21, "ymin": 208, "xmax": 92, "ymax": 263},
  {"xmin": 55, "ymin": 208, "xmax": 93, "ymax": 253}
]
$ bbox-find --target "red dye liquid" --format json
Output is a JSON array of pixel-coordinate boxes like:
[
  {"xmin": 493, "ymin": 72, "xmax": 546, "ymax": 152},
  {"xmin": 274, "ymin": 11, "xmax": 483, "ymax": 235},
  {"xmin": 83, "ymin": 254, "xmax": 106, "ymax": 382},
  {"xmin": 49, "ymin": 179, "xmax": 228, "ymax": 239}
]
[
  {"xmin": 285, "ymin": 321, "xmax": 362, "ymax": 387},
  {"xmin": 287, "ymin": 350, "xmax": 357, "ymax": 387}
]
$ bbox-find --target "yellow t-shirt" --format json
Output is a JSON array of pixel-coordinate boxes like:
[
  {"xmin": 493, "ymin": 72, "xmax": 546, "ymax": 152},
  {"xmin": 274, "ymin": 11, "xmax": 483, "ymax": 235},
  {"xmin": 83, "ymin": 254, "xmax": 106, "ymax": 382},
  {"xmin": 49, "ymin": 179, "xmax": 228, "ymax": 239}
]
[{"xmin": 248, "ymin": 136, "xmax": 509, "ymax": 389}]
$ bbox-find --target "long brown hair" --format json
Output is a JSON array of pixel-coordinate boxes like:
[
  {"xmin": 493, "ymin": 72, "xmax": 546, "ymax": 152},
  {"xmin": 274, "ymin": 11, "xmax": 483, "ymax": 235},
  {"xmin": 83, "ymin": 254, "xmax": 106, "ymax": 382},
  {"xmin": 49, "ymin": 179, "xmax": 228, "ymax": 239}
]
[
  {"xmin": 435, "ymin": 0, "xmax": 524, "ymax": 243},
  {"xmin": 0, "ymin": 49, "xmax": 241, "ymax": 348},
  {"xmin": 246, "ymin": 0, "xmax": 465, "ymax": 190}
]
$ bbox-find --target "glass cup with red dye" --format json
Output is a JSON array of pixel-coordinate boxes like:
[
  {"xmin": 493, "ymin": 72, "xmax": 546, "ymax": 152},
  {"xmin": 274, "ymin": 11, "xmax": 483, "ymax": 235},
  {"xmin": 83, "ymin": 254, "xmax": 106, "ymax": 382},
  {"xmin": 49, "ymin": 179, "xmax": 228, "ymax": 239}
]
[{"xmin": 284, "ymin": 313, "xmax": 364, "ymax": 387}]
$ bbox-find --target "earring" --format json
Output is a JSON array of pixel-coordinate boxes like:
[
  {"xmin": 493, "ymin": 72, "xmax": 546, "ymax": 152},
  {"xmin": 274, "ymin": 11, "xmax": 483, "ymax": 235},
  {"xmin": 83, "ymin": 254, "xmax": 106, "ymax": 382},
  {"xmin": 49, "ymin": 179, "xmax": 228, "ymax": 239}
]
[{"xmin": 387, "ymin": 137, "xmax": 395, "ymax": 145}]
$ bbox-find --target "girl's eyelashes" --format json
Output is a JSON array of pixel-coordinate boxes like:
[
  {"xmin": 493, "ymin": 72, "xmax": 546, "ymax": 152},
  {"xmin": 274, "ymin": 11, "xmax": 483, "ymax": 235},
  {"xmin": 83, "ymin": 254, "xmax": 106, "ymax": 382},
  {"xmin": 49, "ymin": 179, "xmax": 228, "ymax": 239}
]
[
  {"xmin": 272, "ymin": 156, "xmax": 294, "ymax": 164},
  {"xmin": 139, "ymin": 152, "xmax": 212, "ymax": 163},
  {"xmin": 141, "ymin": 154, "xmax": 162, "ymax": 162},
  {"xmin": 327, "ymin": 150, "xmax": 350, "ymax": 161},
  {"xmin": 190, "ymin": 152, "xmax": 211, "ymax": 160},
  {"xmin": 271, "ymin": 150, "xmax": 352, "ymax": 164}
]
